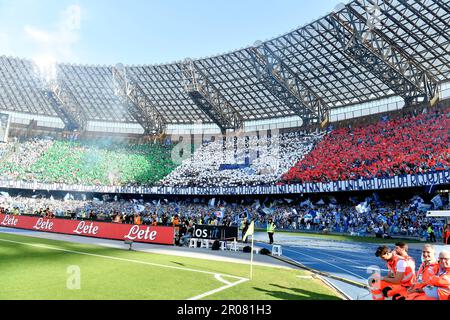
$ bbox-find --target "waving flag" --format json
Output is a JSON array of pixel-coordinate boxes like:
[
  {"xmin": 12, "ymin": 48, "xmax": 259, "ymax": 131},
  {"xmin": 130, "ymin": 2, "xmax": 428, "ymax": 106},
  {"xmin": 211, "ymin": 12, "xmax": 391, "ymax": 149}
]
[
  {"xmin": 431, "ymin": 195, "xmax": 443, "ymax": 209},
  {"xmin": 0, "ymin": 192, "xmax": 10, "ymax": 198},
  {"xmin": 300, "ymin": 199, "xmax": 312, "ymax": 208},
  {"xmin": 243, "ymin": 221, "xmax": 254, "ymax": 242},
  {"xmin": 316, "ymin": 199, "xmax": 325, "ymax": 205},
  {"xmin": 356, "ymin": 202, "xmax": 371, "ymax": 214},
  {"xmin": 244, "ymin": 208, "xmax": 251, "ymax": 219},
  {"xmin": 134, "ymin": 204, "xmax": 145, "ymax": 213}
]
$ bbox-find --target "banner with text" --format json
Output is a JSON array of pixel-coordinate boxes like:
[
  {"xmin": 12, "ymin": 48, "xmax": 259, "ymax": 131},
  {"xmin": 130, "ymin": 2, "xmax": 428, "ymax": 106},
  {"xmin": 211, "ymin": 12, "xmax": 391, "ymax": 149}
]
[
  {"xmin": 0, "ymin": 214, "xmax": 174, "ymax": 245},
  {"xmin": 192, "ymin": 225, "xmax": 239, "ymax": 240},
  {"xmin": 0, "ymin": 171, "xmax": 448, "ymax": 195}
]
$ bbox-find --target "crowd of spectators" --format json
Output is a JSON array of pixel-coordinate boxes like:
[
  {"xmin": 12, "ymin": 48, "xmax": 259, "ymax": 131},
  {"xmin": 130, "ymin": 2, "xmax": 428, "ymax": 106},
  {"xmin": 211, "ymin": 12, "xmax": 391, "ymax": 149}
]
[
  {"xmin": 1, "ymin": 192, "xmax": 447, "ymax": 242},
  {"xmin": 283, "ymin": 107, "xmax": 450, "ymax": 183},
  {"xmin": 0, "ymin": 137, "xmax": 54, "ymax": 181},
  {"xmin": 1, "ymin": 107, "xmax": 448, "ymax": 190},
  {"xmin": 0, "ymin": 138, "xmax": 176, "ymax": 186},
  {"xmin": 160, "ymin": 131, "xmax": 325, "ymax": 187}
]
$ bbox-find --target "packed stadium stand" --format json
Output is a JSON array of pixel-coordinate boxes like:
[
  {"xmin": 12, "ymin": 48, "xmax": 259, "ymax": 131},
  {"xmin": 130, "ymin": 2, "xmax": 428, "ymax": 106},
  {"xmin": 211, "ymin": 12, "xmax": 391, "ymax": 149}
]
[
  {"xmin": 0, "ymin": 103, "xmax": 448, "ymax": 188},
  {"xmin": 0, "ymin": 0, "xmax": 448, "ymax": 235},
  {"xmin": 0, "ymin": 138, "xmax": 176, "ymax": 185},
  {"xmin": 160, "ymin": 131, "xmax": 326, "ymax": 187},
  {"xmin": 283, "ymin": 106, "xmax": 450, "ymax": 183}
]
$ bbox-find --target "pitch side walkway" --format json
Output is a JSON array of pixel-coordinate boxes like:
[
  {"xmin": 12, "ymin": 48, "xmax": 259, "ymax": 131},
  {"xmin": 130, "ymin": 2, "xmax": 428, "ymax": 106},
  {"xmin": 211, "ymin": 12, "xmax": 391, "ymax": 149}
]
[{"xmin": 252, "ymin": 232, "xmax": 423, "ymax": 300}]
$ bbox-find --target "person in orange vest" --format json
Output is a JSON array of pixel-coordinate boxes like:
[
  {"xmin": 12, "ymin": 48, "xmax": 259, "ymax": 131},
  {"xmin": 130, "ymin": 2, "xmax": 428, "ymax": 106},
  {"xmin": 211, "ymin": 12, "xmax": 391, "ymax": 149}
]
[
  {"xmin": 134, "ymin": 214, "xmax": 142, "ymax": 225},
  {"xmin": 405, "ymin": 250, "xmax": 450, "ymax": 300},
  {"xmin": 444, "ymin": 224, "xmax": 450, "ymax": 245},
  {"xmin": 394, "ymin": 242, "xmax": 416, "ymax": 273},
  {"xmin": 151, "ymin": 214, "xmax": 158, "ymax": 226},
  {"xmin": 369, "ymin": 245, "xmax": 415, "ymax": 300},
  {"xmin": 378, "ymin": 242, "xmax": 416, "ymax": 299},
  {"xmin": 172, "ymin": 214, "xmax": 180, "ymax": 234},
  {"xmin": 393, "ymin": 244, "xmax": 440, "ymax": 300}
]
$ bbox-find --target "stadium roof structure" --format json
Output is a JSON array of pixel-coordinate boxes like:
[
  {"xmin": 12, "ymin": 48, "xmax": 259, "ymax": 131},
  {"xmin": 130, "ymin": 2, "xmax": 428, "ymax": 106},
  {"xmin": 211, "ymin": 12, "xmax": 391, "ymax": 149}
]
[{"xmin": 0, "ymin": 0, "xmax": 448, "ymax": 134}]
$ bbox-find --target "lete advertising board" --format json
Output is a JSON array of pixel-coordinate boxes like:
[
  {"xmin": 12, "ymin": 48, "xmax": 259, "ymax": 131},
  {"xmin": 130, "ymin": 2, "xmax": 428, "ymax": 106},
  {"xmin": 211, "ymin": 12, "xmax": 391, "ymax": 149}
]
[{"xmin": 0, "ymin": 214, "xmax": 174, "ymax": 245}]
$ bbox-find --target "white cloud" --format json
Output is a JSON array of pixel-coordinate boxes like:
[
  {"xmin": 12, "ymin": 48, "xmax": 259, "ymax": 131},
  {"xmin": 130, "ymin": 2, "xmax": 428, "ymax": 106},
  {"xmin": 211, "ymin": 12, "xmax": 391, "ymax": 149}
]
[
  {"xmin": 24, "ymin": 25, "xmax": 53, "ymax": 44},
  {"xmin": 24, "ymin": 4, "xmax": 82, "ymax": 63}
]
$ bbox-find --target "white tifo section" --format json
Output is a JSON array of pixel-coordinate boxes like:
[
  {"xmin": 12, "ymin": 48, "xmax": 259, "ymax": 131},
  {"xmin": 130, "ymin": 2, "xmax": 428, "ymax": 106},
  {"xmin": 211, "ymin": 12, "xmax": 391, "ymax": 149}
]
[
  {"xmin": 0, "ymin": 236, "xmax": 248, "ymax": 300},
  {"xmin": 161, "ymin": 131, "xmax": 325, "ymax": 187}
]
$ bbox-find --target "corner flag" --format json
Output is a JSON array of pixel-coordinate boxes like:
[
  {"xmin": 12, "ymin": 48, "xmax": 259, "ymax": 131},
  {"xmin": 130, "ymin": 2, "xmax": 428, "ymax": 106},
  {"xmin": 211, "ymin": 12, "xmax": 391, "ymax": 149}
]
[
  {"xmin": 243, "ymin": 221, "xmax": 255, "ymax": 280},
  {"xmin": 243, "ymin": 221, "xmax": 254, "ymax": 242}
]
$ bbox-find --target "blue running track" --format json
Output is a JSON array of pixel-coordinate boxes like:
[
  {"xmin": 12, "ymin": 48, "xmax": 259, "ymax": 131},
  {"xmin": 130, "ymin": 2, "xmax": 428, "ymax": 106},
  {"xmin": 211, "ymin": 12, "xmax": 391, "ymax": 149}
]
[{"xmin": 253, "ymin": 232, "xmax": 423, "ymax": 300}]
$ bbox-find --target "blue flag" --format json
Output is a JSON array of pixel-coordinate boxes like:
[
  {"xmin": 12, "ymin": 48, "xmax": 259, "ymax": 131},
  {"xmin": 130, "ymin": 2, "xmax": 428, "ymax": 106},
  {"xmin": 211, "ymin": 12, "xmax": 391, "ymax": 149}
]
[
  {"xmin": 244, "ymin": 208, "xmax": 251, "ymax": 220},
  {"xmin": 431, "ymin": 195, "xmax": 443, "ymax": 209}
]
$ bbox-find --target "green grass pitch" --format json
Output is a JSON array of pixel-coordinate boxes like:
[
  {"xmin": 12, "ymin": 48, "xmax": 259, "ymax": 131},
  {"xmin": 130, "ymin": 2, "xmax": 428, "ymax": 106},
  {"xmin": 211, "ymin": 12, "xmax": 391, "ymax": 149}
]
[{"xmin": 0, "ymin": 232, "xmax": 341, "ymax": 300}]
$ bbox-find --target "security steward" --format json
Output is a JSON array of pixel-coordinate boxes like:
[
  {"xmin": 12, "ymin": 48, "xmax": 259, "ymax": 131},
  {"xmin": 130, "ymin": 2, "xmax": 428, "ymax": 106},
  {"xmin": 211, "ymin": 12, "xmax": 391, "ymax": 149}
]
[{"xmin": 267, "ymin": 218, "xmax": 276, "ymax": 244}]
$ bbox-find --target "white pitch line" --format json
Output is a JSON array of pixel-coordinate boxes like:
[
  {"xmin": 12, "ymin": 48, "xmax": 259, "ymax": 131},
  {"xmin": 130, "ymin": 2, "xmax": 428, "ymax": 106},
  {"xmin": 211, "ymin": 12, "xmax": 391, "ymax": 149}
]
[
  {"xmin": 0, "ymin": 238, "xmax": 248, "ymax": 282},
  {"xmin": 187, "ymin": 278, "xmax": 249, "ymax": 301},
  {"xmin": 215, "ymin": 274, "xmax": 232, "ymax": 285}
]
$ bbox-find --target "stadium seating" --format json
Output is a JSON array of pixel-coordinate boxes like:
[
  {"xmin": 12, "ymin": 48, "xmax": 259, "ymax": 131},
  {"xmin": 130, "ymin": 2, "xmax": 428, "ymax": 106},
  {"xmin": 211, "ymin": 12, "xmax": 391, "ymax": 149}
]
[
  {"xmin": 283, "ymin": 108, "xmax": 450, "ymax": 183},
  {"xmin": 0, "ymin": 138, "xmax": 176, "ymax": 185},
  {"xmin": 160, "ymin": 131, "xmax": 325, "ymax": 187},
  {"xmin": 0, "ymin": 107, "xmax": 448, "ymax": 189}
]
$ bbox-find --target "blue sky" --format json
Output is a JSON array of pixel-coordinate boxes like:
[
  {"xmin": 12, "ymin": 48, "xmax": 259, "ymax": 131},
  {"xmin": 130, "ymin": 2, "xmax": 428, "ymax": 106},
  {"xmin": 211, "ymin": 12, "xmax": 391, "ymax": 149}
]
[{"xmin": 0, "ymin": 0, "xmax": 343, "ymax": 65}]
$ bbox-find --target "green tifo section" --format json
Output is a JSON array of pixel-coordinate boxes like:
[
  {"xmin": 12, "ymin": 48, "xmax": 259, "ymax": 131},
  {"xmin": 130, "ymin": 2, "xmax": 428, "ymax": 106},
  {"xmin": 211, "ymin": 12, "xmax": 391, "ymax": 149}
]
[
  {"xmin": 0, "ymin": 140, "xmax": 177, "ymax": 185},
  {"xmin": 0, "ymin": 232, "xmax": 341, "ymax": 300}
]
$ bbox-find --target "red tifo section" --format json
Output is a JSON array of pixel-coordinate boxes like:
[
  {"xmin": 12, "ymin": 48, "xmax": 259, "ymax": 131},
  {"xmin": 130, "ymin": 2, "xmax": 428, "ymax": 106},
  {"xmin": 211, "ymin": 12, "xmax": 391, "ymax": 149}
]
[{"xmin": 283, "ymin": 108, "xmax": 450, "ymax": 183}]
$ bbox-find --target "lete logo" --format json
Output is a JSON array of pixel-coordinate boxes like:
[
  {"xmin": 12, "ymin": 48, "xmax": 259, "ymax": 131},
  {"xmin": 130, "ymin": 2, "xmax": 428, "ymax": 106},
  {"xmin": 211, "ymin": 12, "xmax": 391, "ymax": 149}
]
[
  {"xmin": 33, "ymin": 218, "xmax": 54, "ymax": 231},
  {"xmin": 73, "ymin": 221, "xmax": 99, "ymax": 235},
  {"xmin": 1, "ymin": 215, "xmax": 18, "ymax": 226},
  {"xmin": 125, "ymin": 225, "xmax": 157, "ymax": 241}
]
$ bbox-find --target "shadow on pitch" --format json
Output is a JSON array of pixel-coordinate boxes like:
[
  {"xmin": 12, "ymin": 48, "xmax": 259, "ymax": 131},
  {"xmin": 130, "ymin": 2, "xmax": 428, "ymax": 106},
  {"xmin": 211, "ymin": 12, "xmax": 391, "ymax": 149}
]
[
  {"xmin": 252, "ymin": 283, "xmax": 341, "ymax": 300},
  {"xmin": 0, "ymin": 236, "xmax": 134, "ymax": 267}
]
